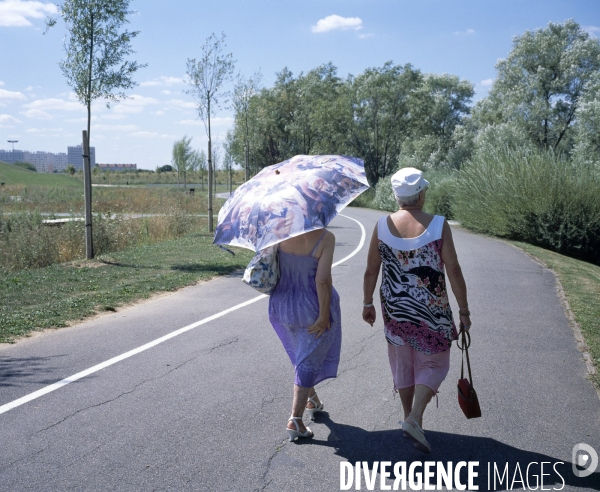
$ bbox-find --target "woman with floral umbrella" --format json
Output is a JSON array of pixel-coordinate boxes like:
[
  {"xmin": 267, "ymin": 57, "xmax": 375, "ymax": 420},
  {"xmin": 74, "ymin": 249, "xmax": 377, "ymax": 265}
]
[{"xmin": 214, "ymin": 155, "xmax": 369, "ymax": 441}]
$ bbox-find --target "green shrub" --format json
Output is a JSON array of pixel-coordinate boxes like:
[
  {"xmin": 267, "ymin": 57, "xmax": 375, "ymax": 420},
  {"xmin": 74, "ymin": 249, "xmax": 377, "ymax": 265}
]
[
  {"xmin": 454, "ymin": 146, "xmax": 600, "ymax": 264},
  {"xmin": 422, "ymin": 169, "xmax": 456, "ymax": 218}
]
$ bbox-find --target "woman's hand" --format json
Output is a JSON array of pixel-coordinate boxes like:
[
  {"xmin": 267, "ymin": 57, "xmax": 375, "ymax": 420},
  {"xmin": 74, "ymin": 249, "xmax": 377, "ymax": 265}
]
[
  {"xmin": 459, "ymin": 314, "xmax": 471, "ymax": 332},
  {"xmin": 363, "ymin": 306, "xmax": 376, "ymax": 327},
  {"xmin": 308, "ymin": 317, "xmax": 330, "ymax": 339}
]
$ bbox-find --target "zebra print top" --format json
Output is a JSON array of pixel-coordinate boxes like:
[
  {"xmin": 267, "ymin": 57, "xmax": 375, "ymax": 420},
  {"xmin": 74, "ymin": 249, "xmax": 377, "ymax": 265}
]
[{"xmin": 378, "ymin": 215, "xmax": 457, "ymax": 354}]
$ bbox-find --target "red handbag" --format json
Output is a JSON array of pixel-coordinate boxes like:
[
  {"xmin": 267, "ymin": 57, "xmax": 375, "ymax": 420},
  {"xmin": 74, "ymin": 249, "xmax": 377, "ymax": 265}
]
[{"xmin": 457, "ymin": 330, "xmax": 482, "ymax": 419}]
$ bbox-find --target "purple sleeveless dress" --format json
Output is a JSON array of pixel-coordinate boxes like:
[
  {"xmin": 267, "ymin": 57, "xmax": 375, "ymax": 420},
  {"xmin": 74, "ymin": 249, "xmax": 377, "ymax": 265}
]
[{"xmin": 268, "ymin": 232, "xmax": 342, "ymax": 388}]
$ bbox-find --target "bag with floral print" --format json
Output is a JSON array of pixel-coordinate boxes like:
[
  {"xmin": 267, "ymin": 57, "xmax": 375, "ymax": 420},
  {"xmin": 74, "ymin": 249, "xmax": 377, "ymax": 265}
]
[{"xmin": 243, "ymin": 245, "xmax": 279, "ymax": 294}]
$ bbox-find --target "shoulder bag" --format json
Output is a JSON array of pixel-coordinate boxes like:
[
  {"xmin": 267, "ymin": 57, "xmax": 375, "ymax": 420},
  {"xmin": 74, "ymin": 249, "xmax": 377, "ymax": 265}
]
[
  {"xmin": 457, "ymin": 330, "xmax": 482, "ymax": 419},
  {"xmin": 242, "ymin": 245, "xmax": 279, "ymax": 295}
]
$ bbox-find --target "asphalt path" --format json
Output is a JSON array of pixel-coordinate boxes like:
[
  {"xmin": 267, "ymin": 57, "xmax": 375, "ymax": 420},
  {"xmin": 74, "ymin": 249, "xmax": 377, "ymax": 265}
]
[{"xmin": 1, "ymin": 207, "xmax": 599, "ymax": 491}]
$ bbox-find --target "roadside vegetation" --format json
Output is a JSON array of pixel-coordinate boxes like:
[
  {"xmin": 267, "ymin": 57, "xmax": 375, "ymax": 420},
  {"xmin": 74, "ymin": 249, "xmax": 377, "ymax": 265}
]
[{"xmin": 0, "ymin": 232, "xmax": 254, "ymax": 343}]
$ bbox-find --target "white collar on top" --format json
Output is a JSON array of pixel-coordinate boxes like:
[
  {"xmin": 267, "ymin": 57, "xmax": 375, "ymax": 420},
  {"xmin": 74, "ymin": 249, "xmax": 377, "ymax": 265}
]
[{"xmin": 377, "ymin": 215, "xmax": 444, "ymax": 251}]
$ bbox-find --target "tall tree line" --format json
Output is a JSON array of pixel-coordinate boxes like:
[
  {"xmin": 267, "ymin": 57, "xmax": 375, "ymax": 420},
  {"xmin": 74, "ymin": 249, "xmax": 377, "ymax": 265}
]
[
  {"xmin": 230, "ymin": 20, "xmax": 600, "ymax": 186},
  {"xmin": 229, "ymin": 61, "xmax": 474, "ymax": 185}
]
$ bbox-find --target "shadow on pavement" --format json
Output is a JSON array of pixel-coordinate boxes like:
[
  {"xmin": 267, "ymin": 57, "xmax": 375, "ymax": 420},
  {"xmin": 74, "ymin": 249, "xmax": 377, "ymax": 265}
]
[
  {"xmin": 297, "ymin": 414, "xmax": 600, "ymax": 491},
  {"xmin": 0, "ymin": 355, "xmax": 66, "ymax": 388}
]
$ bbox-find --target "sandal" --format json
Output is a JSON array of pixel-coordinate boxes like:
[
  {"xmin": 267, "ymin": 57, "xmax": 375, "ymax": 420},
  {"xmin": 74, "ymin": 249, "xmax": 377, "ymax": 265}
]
[
  {"xmin": 287, "ymin": 416, "xmax": 313, "ymax": 442},
  {"xmin": 306, "ymin": 393, "xmax": 324, "ymax": 420},
  {"xmin": 402, "ymin": 416, "xmax": 431, "ymax": 453}
]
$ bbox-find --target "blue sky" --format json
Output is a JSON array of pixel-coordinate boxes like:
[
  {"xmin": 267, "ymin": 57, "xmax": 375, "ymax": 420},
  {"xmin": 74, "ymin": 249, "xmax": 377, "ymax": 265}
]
[{"xmin": 0, "ymin": 0, "xmax": 598, "ymax": 170}]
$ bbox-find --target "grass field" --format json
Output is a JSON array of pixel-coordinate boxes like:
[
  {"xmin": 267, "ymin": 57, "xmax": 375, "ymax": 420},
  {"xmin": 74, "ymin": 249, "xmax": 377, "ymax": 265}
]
[
  {"xmin": 0, "ymin": 161, "xmax": 83, "ymax": 188},
  {"xmin": 0, "ymin": 231, "xmax": 254, "ymax": 343},
  {"xmin": 510, "ymin": 240, "xmax": 600, "ymax": 389}
]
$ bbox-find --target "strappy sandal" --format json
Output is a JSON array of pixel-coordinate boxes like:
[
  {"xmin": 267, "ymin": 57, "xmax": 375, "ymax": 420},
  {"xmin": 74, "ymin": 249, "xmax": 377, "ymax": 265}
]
[
  {"xmin": 306, "ymin": 393, "xmax": 324, "ymax": 420},
  {"xmin": 287, "ymin": 416, "xmax": 313, "ymax": 442},
  {"xmin": 402, "ymin": 416, "xmax": 431, "ymax": 453}
]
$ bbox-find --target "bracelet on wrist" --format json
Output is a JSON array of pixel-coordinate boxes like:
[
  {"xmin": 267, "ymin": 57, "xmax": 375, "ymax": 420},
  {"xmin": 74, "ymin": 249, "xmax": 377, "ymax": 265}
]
[
  {"xmin": 363, "ymin": 302, "xmax": 374, "ymax": 308},
  {"xmin": 458, "ymin": 307, "xmax": 470, "ymax": 316}
]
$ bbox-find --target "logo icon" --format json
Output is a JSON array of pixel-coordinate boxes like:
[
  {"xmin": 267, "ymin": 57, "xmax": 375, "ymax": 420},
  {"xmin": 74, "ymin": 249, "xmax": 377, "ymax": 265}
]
[{"xmin": 572, "ymin": 443, "xmax": 598, "ymax": 478}]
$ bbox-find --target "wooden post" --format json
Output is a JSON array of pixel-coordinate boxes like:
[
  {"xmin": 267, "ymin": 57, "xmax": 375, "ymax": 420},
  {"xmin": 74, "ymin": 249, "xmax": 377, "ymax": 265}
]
[{"xmin": 82, "ymin": 130, "xmax": 93, "ymax": 259}]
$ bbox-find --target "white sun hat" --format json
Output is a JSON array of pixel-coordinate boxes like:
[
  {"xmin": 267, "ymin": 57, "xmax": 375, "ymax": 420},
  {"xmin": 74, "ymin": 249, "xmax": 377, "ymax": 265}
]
[{"xmin": 390, "ymin": 167, "xmax": 430, "ymax": 197}]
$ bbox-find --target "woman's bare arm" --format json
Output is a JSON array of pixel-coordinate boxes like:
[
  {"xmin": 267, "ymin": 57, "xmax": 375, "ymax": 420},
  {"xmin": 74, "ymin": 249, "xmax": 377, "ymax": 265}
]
[
  {"xmin": 362, "ymin": 224, "xmax": 382, "ymax": 326},
  {"xmin": 440, "ymin": 220, "xmax": 472, "ymax": 330},
  {"xmin": 308, "ymin": 232, "xmax": 335, "ymax": 338}
]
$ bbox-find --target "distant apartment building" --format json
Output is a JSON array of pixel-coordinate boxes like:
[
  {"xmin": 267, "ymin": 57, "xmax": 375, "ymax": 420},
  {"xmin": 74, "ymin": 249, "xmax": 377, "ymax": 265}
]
[
  {"xmin": 0, "ymin": 147, "xmax": 83, "ymax": 173},
  {"xmin": 68, "ymin": 144, "xmax": 96, "ymax": 171},
  {"xmin": 24, "ymin": 151, "xmax": 69, "ymax": 173},
  {"xmin": 97, "ymin": 164, "xmax": 137, "ymax": 172},
  {"xmin": 0, "ymin": 149, "xmax": 25, "ymax": 165}
]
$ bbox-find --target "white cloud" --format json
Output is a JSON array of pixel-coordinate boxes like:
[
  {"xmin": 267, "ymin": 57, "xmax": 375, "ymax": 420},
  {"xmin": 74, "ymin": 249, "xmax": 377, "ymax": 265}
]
[
  {"xmin": 93, "ymin": 124, "xmax": 140, "ymax": 132},
  {"xmin": 131, "ymin": 131, "xmax": 159, "ymax": 138},
  {"xmin": 480, "ymin": 78, "xmax": 494, "ymax": 87},
  {"xmin": 0, "ymin": 87, "xmax": 26, "ymax": 102},
  {"xmin": 155, "ymin": 110, "xmax": 165, "ymax": 115},
  {"xmin": 26, "ymin": 126, "xmax": 64, "ymax": 133},
  {"xmin": 583, "ymin": 25, "xmax": 600, "ymax": 38},
  {"xmin": 100, "ymin": 113, "xmax": 127, "ymax": 120},
  {"xmin": 0, "ymin": 0, "xmax": 57, "ymax": 27},
  {"xmin": 454, "ymin": 28, "xmax": 475, "ymax": 35},
  {"xmin": 167, "ymin": 99, "xmax": 196, "ymax": 109},
  {"xmin": 179, "ymin": 116, "xmax": 232, "ymax": 127},
  {"xmin": 21, "ymin": 108, "xmax": 52, "ymax": 119},
  {"xmin": 140, "ymin": 76, "xmax": 185, "ymax": 87},
  {"xmin": 358, "ymin": 33, "xmax": 374, "ymax": 39},
  {"xmin": 312, "ymin": 15, "xmax": 363, "ymax": 33},
  {"xmin": 179, "ymin": 119, "xmax": 202, "ymax": 126},
  {"xmin": 22, "ymin": 97, "xmax": 82, "ymax": 111},
  {"xmin": 111, "ymin": 95, "xmax": 158, "ymax": 114},
  {"xmin": 0, "ymin": 113, "xmax": 21, "ymax": 125},
  {"xmin": 0, "ymin": 81, "xmax": 4, "ymax": 86}
]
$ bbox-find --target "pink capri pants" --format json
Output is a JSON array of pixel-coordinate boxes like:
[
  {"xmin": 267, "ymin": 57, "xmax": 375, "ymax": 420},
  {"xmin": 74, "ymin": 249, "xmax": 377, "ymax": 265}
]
[{"xmin": 387, "ymin": 343, "xmax": 450, "ymax": 393}]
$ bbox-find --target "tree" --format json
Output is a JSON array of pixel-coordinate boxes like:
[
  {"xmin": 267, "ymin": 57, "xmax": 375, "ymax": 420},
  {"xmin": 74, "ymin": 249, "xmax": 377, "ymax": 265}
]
[
  {"xmin": 172, "ymin": 136, "xmax": 193, "ymax": 191},
  {"xmin": 348, "ymin": 62, "xmax": 422, "ymax": 184},
  {"xmin": 477, "ymin": 19, "xmax": 600, "ymax": 153},
  {"xmin": 67, "ymin": 164, "xmax": 76, "ymax": 176},
  {"xmin": 231, "ymin": 70, "xmax": 262, "ymax": 181},
  {"xmin": 185, "ymin": 32, "xmax": 235, "ymax": 231},
  {"xmin": 572, "ymin": 73, "xmax": 600, "ymax": 166},
  {"xmin": 222, "ymin": 130, "xmax": 235, "ymax": 194},
  {"xmin": 47, "ymin": 0, "xmax": 146, "ymax": 258},
  {"xmin": 211, "ymin": 142, "xmax": 220, "ymax": 195},
  {"xmin": 190, "ymin": 149, "xmax": 207, "ymax": 190}
]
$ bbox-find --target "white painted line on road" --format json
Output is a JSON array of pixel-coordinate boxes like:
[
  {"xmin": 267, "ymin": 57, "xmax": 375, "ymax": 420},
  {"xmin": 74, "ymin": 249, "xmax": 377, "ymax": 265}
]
[
  {"xmin": 333, "ymin": 214, "xmax": 366, "ymax": 268},
  {"xmin": 0, "ymin": 213, "xmax": 365, "ymax": 416}
]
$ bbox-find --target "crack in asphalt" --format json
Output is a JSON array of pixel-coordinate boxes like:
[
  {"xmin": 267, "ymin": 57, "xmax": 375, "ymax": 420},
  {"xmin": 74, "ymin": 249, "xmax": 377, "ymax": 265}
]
[
  {"xmin": 0, "ymin": 444, "xmax": 49, "ymax": 474},
  {"xmin": 254, "ymin": 437, "xmax": 289, "ymax": 492},
  {"xmin": 31, "ymin": 337, "xmax": 240, "ymax": 437}
]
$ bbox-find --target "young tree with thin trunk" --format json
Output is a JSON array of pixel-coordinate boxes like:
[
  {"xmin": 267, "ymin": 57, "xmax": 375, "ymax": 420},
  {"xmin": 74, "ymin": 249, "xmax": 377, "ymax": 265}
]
[
  {"xmin": 46, "ymin": 0, "xmax": 145, "ymax": 258},
  {"xmin": 172, "ymin": 136, "xmax": 193, "ymax": 191},
  {"xmin": 232, "ymin": 71, "xmax": 262, "ymax": 181},
  {"xmin": 185, "ymin": 32, "xmax": 235, "ymax": 232}
]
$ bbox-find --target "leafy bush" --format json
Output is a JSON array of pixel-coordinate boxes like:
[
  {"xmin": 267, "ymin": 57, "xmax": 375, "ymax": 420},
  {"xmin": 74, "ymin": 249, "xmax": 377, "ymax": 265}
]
[
  {"xmin": 454, "ymin": 146, "xmax": 600, "ymax": 264},
  {"xmin": 370, "ymin": 177, "xmax": 398, "ymax": 212},
  {"xmin": 14, "ymin": 162, "xmax": 37, "ymax": 172},
  {"xmin": 422, "ymin": 169, "xmax": 456, "ymax": 218}
]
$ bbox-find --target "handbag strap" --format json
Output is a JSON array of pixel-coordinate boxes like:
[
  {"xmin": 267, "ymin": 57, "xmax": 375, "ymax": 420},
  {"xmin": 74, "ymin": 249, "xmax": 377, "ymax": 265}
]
[{"xmin": 458, "ymin": 330, "xmax": 474, "ymax": 387}]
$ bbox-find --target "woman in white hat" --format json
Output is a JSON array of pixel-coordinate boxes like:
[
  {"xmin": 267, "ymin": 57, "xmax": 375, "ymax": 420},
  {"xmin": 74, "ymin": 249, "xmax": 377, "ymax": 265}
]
[{"xmin": 362, "ymin": 167, "xmax": 471, "ymax": 453}]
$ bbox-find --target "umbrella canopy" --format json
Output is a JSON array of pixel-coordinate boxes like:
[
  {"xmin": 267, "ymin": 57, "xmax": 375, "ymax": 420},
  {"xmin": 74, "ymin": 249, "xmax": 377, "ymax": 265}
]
[{"xmin": 214, "ymin": 155, "xmax": 370, "ymax": 252}]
